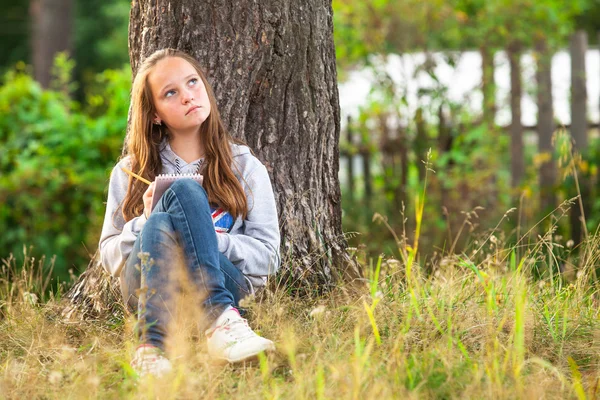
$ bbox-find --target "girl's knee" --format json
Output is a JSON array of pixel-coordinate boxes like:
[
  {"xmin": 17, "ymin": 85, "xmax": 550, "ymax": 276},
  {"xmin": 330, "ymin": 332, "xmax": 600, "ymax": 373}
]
[
  {"xmin": 146, "ymin": 211, "xmax": 171, "ymax": 225},
  {"xmin": 144, "ymin": 212, "xmax": 176, "ymax": 237},
  {"xmin": 170, "ymin": 179, "xmax": 207, "ymax": 199}
]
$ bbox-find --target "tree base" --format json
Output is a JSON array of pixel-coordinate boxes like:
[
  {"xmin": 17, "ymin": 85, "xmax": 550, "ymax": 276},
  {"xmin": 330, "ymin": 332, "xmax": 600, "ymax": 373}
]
[{"xmin": 60, "ymin": 251, "xmax": 125, "ymax": 322}]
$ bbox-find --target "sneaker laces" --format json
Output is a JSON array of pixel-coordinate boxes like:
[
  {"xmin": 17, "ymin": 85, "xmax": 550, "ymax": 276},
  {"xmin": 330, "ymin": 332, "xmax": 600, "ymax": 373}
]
[{"xmin": 216, "ymin": 316, "xmax": 256, "ymax": 342}]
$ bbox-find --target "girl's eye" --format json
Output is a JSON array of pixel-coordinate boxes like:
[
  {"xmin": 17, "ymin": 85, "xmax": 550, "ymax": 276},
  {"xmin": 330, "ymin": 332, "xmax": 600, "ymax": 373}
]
[
  {"xmin": 165, "ymin": 90, "xmax": 176, "ymax": 98},
  {"xmin": 188, "ymin": 78, "xmax": 198, "ymax": 86}
]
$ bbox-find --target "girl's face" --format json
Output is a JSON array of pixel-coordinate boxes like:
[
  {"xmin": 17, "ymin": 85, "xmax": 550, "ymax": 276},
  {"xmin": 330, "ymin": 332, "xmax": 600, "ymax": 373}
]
[{"xmin": 148, "ymin": 56, "xmax": 211, "ymax": 135}]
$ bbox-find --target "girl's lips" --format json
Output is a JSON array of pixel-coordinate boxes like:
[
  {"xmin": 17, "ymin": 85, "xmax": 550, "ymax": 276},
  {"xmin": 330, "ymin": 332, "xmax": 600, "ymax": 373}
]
[{"xmin": 186, "ymin": 106, "xmax": 200, "ymax": 115}]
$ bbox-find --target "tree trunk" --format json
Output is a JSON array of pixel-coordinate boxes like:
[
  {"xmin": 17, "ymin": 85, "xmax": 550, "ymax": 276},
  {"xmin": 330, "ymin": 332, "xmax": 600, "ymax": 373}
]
[
  {"xmin": 398, "ymin": 125, "xmax": 408, "ymax": 214},
  {"xmin": 30, "ymin": 0, "xmax": 73, "ymax": 88},
  {"xmin": 480, "ymin": 46, "xmax": 496, "ymax": 129},
  {"xmin": 130, "ymin": 0, "xmax": 352, "ymax": 288},
  {"xmin": 535, "ymin": 39, "xmax": 556, "ymax": 213},
  {"xmin": 438, "ymin": 104, "xmax": 451, "ymax": 213},
  {"xmin": 569, "ymin": 30, "xmax": 589, "ymax": 245},
  {"xmin": 508, "ymin": 42, "xmax": 524, "ymax": 188},
  {"xmin": 379, "ymin": 114, "xmax": 393, "ymax": 207},
  {"xmin": 61, "ymin": 251, "xmax": 124, "ymax": 321},
  {"xmin": 346, "ymin": 116, "xmax": 355, "ymax": 202},
  {"xmin": 570, "ymin": 30, "xmax": 588, "ymax": 150},
  {"xmin": 62, "ymin": 0, "xmax": 353, "ymax": 318},
  {"xmin": 379, "ymin": 114, "xmax": 406, "ymax": 213},
  {"xmin": 479, "ymin": 46, "xmax": 499, "ymax": 215}
]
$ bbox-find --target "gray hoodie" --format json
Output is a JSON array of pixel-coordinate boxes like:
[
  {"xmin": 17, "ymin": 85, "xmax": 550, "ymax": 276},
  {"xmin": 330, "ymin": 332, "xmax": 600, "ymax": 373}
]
[{"xmin": 98, "ymin": 140, "xmax": 281, "ymax": 290}]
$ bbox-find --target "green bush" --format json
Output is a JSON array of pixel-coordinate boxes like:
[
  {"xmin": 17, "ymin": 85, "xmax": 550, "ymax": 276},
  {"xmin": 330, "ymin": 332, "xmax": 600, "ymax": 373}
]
[{"xmin": 0, "ymin": 58, "xmax": 130, "ymax": 281}]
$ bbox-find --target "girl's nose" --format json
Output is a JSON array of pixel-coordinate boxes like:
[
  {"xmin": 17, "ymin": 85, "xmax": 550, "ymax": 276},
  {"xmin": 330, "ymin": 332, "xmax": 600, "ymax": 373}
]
[{"xmin": 182, "ymin": 90, "xmax": 194, "ymax": 104}]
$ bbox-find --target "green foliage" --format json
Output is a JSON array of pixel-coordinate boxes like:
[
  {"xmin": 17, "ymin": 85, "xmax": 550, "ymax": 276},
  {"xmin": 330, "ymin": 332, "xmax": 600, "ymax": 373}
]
[
  {"xmin": 454, "ymin": 0, "xmax": 587, "ymax": 51},
  {"xmin": 74, "ymin": 0, "xmax": 130, "ymax": 93},
  {"xmin": 333, "ymin": 0, "xmax": 595, "ymax": 74},
  {"xmin": 333, "ymin": 0, "xmax": 600, "ymax": 260},
  {"xmin": 0, "ymin": 57, "xmax": 130, "ymax": 280}
]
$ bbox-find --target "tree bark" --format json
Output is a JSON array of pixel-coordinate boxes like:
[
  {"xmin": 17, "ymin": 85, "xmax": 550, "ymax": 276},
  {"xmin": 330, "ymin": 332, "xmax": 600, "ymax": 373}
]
[
  {"xmin": 379, "ymin": 114, "xmax": 406, "ymax": 213},
  {"xmin": 535, "ymin": 39, "xmax": 556, "ymax": 213},
  {"xmin": 570, "ymin": 30, "xmax": 588, "ymax": 150},
  {"xmin": 61, "ymin": 251, "xmax": 124, "ymax": 321},
  {"xmin": 569, "ymin": 30, "xmax": 589, "ymax": 245},
  {"xmin": 508, "ymin": 42, "xmax": 524, "ymax": 188},
  {"xmin": 437, "ymin": 104, "xmax": 451, "ymax": 213},
  {"xmin": 480, "ymin": 46, "xmax": 496, "ymax": 129},
  {"xmin": 30, "ymin": 0, "xmax": 73, "ymax": 88},
  {"xmin": 345, "ymin": 116, "xmax": 355, "ymax": 202}
]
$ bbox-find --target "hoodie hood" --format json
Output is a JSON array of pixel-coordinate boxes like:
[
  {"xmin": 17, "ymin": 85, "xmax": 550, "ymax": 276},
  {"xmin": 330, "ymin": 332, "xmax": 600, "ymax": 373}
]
[
  {"xmin": 231, "ymin": 142, "xmax": 251, "ymax": 158},
  {"xmin": 158, "ymin": 139, "xmax": 251, "ymax": 174}
]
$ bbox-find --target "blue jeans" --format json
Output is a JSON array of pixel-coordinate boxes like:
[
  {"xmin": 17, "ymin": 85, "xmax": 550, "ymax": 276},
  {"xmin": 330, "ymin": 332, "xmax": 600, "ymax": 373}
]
[{"xmin": 120, "ymin": 179, "xmax": 251, "ymax": 351}]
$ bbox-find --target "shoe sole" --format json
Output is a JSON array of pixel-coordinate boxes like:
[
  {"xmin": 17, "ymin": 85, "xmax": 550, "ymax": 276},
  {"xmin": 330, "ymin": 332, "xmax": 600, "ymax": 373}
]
[{"xmin": 212, "ymin": 346, "xmax": 276, "ymax": 364}]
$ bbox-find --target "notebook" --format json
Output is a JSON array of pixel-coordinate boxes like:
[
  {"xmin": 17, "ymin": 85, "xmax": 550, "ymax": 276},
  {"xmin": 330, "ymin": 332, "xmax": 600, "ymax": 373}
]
[{"xmin": 150, "ymin": 173, "xmax": 204, "ymax": 211}]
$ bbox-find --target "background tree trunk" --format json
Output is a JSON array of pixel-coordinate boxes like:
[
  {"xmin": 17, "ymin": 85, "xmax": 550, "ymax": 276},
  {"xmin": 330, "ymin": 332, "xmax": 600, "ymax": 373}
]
[
  {"xmin": 30, "ymin": 0, "xmax": 73, "ymax": 88},
  {"xmin": 63, "ymin": 0, "xmax": 353, "ymax": 319},
  {"xmin": 536, "ymin": 39, "xmax": 556, "ymax": 213},
  {"xmin": 570, "ymin": 30, "xmax": 588, "ymax": 150},
  {"xmin": 345, "ymin": 116, "xmax": 355, "ymax": 202},
  {"xmin": 569, "ymin": 30, "xmax": 589, "ymax": 245},
  {"xmin": 480, "ymin": 46, "xmax": 496, "ymax": 129},
  {"xmin": 508, "ymin": 42, "xmax": 524, "ymax": 188}
]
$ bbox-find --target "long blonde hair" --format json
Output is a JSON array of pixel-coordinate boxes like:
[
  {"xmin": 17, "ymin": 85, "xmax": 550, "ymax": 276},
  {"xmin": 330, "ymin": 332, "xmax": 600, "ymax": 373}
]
[{"xmin": 120, "ymin": 48, "xmax": 248, "ymax": 221}]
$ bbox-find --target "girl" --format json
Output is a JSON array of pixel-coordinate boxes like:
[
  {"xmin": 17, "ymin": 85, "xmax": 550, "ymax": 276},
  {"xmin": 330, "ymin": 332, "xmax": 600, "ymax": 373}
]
[{"xmin": 98, "ymin": 48, "xmax": 280, "ymax": 376}]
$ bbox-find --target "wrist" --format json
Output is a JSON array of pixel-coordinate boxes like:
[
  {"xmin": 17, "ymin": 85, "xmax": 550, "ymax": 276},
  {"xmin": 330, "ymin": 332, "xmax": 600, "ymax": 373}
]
[{"xmin": 131, "ymin": 213, "xmax": 148, "ymax": 234}]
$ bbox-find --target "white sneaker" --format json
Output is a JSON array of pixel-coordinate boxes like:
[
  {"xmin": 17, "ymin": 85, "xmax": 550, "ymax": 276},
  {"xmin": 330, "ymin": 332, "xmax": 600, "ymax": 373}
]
[
  {"xmin": 206, "ymin": 308, "xmax": 275, "ymax": 363},
  {"xmin": 131, "ymin": 344, "xmax": 173, "ymax": 377}
]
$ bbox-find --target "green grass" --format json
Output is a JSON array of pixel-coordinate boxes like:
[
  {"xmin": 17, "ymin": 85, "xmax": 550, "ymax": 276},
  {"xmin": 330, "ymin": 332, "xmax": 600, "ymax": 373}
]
[{"xmin": 1, "ymin": 229, "xmax": 600, "ymax": 399}]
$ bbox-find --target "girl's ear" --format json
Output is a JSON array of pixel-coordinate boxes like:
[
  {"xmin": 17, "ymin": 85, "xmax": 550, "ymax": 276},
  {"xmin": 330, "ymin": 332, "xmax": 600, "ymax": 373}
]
[{"xmin": 153, "ymin": 113, "xmax": 162, "ymax": 125}]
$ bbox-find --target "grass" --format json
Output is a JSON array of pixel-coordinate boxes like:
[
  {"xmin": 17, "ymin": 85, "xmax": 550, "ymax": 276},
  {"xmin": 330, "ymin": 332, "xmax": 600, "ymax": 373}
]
[
  {"xmin": 1, "ymin": 228, "xmax": 600, "ymax": 399},
  {"xmin": 1, "ymin": 153, "xmax": 599, "ymax": 398}
]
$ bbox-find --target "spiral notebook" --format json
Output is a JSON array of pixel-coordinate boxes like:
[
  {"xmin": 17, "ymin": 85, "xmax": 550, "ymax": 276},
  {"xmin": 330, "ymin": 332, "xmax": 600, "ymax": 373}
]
[{"xmin": 151, "ymin": 173, "xmax": 204, "ymax": 211}]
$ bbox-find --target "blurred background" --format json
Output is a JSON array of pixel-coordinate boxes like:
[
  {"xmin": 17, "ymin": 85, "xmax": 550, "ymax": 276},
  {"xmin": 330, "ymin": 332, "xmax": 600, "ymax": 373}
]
[{"xmin": 2, "ymin": 0, "xmax": 600, "ymax": 282}]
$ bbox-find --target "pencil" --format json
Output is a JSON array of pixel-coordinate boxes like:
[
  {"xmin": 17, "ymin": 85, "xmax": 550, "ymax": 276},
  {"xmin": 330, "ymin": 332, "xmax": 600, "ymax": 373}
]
[{"xmin": 120, "ymin": 167, "xmax": 152, "ymax": 185}]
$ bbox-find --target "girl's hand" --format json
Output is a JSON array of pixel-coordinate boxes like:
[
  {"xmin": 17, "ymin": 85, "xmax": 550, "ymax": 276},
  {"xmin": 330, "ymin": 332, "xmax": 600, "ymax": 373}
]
[{"xmin": 143, "ymin": 181, "xmax": 156, "ymax": 219}]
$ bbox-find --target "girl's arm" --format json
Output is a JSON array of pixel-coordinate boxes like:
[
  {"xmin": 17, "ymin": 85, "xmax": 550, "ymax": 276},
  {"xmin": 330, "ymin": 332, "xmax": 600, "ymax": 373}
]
[
  {"xmin": 216, "ymin": 162, "xmax": 281, "ymax": 284},
  {"xmin": 98, "ymin": 158, "xmax": 148, "ymax": 277}
]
